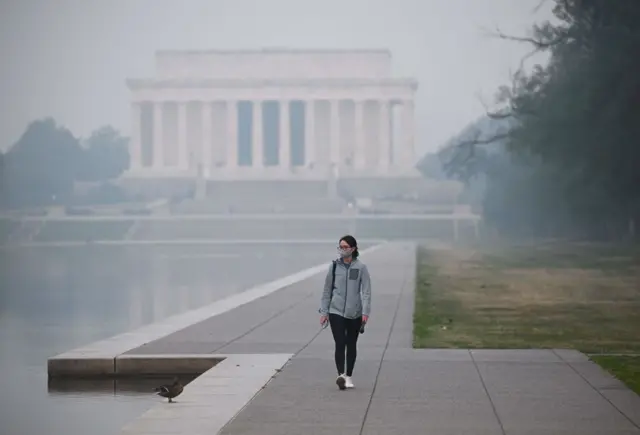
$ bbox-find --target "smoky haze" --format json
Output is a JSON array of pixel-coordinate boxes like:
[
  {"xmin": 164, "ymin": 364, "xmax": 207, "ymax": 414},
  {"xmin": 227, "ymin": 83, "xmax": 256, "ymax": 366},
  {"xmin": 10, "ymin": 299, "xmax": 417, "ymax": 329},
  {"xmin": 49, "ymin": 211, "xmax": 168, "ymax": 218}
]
[
  {"xmin": 8, "ymin": 1, "xmax": 640, "ymax": 435},
  {"xmin": 0, "ymin": 0, "xmax": 552, "ymax": 155}
]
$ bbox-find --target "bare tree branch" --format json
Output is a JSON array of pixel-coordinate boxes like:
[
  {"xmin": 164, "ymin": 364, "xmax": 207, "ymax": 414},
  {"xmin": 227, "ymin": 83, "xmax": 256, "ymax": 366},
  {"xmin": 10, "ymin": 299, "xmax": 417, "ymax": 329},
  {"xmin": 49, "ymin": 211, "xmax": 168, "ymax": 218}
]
[
  {"xmin": 532, "ymin": 0, "xmax": 548, "ymax": 14},
  {"xmin": 493, "ymin": 26, "xmax": 566, "ymax": 49},
  {"xmin": 476, "ymin": 21, "xmax": 559, "ymax": 122},
  {"xmin": 454, "ymin": 132, "xmax": 512, "ymax": 148},
  {"xmin": 475, "ymin": 92, "xmax": 518, "ymax": 121},
  {"xmin": 440, "ymin": 129, "xmax": 514, "ymax": 181},
  {"xmin": 518, "ymin": 47, "xmax": 542, "ymax": 73}
]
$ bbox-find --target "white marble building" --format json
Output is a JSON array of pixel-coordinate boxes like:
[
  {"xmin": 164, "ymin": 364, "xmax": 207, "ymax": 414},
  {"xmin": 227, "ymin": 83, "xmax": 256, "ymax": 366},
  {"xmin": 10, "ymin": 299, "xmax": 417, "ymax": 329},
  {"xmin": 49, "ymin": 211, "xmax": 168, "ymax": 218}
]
[{"xmin": 126, "ymin": 49, "xmax": 418, "ymax": 180}]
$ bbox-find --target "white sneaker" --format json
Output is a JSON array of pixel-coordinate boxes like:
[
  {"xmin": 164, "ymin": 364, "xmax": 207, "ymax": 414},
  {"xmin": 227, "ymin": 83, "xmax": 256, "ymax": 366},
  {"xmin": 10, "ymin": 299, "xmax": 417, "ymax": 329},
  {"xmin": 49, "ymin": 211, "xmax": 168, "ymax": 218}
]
[
  {"xmin": 336, "ymin": 374, "xmax": 346, "ymax": 390},
  {"xmin": 345, "ymin": 376, "xmax": 354, "ymax": 389}
]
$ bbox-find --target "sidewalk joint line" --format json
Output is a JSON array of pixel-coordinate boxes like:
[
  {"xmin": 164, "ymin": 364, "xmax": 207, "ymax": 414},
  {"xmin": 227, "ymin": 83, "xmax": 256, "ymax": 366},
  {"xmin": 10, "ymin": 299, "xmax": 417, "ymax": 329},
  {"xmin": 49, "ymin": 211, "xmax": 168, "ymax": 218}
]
[
  {"xmin": 210, "ymin": 289, "xmax": 316, "ymax": 353},
  {"xmin": 358, "ymin": 264, "xmax": 409, "ymax": 435},
  {"xmin": 469, "ymin": 350, "xmax": 507, "ymax": 435},
  {"xmin": 215, "ymin": 296, "xmax": 328, "ymax": 434},
  {"xmin": 552, "ymin": 349, "xmax": 640, "ymax": 430}
]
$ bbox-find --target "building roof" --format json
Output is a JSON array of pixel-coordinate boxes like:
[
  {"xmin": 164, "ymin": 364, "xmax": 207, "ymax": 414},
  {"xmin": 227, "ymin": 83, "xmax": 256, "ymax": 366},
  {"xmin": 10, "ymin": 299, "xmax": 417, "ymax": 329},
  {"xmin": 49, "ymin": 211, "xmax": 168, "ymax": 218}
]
[
  {"xmin": 126, "ymin": 77, "xmax": 418, "ymax": 90},
  {"xmin": 155, "ymin": 48, "xmax": 392, "ymax": 56}
]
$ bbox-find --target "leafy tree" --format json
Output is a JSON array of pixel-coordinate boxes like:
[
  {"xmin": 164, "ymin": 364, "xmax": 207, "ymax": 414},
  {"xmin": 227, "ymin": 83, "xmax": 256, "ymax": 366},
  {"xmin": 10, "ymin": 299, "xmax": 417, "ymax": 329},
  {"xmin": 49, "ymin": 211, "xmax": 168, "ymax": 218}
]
[
  {"xmin": 1, "ymin": 120, "xmax": 131, "ymax": 208},
  {"xmin": 441, "ymin": 0, "xmax": 640, "ymax": 240},
  {"xmin": 416, "ymin": 152, "xmax": 447, "ymax": 180},
  {"xmin": 77, "ymin": 125, "xmax": 129, "ymax": 182},
  {"xmin": 3, "ymin": 118, "xmax": 83, "ymax": 207}
]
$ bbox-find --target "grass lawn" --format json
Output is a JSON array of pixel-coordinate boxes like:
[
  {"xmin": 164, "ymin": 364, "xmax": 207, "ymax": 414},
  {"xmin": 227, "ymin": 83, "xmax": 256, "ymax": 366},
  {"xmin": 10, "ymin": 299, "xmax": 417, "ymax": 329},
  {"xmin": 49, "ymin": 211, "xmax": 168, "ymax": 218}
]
[{"xmin": 413, "ymin": 240, "xmax": 640, "ymax": 394}]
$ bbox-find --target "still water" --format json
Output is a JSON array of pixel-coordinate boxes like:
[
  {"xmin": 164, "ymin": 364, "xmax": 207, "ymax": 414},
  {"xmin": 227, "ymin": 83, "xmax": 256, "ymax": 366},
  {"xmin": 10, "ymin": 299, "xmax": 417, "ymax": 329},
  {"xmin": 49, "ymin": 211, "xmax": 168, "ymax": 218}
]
[{"xmin": 0, "ymin": 242, "xmax": 356, "ymax": 435}]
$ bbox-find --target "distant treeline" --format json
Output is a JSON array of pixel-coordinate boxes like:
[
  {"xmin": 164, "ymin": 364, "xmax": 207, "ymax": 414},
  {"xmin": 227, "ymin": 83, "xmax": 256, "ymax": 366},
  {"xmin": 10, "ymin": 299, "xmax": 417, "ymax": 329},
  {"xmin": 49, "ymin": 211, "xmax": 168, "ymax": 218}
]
[
  {"xmin": 0, "ymin": 119, "xmax": 130, "ymax": 208},
  {"xmin": 419, "ymin": 0, "xmax": 640, "ymax": 241}
]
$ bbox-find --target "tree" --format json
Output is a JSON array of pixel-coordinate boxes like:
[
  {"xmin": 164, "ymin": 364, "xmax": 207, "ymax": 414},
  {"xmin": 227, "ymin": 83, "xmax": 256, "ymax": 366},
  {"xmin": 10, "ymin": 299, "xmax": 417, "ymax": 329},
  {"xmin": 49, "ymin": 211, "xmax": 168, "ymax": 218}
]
[
  {"xmin": 441, "ymin": 0, "xmax": 640, "ymax": 240},
  {"xmin": 416, "ymin": 152, "xmax": 447, "ymax": 180},
  {"xmin": 77, "ymin": 125, "xmax": 130, "ymax": 182},
  {"xmin": 4, "ymin": 118, "xmax": 83, "ymax": 207}
]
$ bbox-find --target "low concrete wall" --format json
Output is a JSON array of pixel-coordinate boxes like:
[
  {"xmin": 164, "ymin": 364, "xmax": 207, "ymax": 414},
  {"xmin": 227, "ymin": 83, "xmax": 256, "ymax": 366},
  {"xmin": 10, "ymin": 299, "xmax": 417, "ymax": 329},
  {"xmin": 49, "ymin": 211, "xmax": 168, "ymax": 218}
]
[
  {"xmin": 115, "ymin": 354, "xmax": 224, "ymax": 376},
  {"xmin": 5, "ymin": 214, "xmax": 481, "ymax": 246}
]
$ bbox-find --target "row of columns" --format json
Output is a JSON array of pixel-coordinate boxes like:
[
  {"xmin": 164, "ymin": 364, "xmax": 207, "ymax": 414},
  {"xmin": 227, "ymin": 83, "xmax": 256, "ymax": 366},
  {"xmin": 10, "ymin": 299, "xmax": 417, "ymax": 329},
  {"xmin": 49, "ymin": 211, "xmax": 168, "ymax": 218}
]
[{"xmin": 130, "ymin": 99, "xmax": 415, "ymax": 174}]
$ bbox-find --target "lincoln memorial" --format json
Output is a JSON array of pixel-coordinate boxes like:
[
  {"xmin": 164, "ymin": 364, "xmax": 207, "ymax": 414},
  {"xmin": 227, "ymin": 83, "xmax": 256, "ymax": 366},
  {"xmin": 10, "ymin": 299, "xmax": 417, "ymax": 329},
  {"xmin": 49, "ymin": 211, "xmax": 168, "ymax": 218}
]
[{"xmin": 126, "ymin": 49, "xmax": 418, "ymax": 181}]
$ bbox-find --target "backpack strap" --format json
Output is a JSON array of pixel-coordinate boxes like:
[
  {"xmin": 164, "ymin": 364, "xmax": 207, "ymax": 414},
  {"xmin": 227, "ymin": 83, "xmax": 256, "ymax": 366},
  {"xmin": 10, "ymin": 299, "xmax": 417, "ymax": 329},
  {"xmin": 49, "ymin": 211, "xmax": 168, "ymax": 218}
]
[
  {"xmin": 320, "ymin": 261, "xmax": 338, "ymax": 317},
  {"xmin": 330, "ymin": 260, "xmax": 337, "ymax": 296}
]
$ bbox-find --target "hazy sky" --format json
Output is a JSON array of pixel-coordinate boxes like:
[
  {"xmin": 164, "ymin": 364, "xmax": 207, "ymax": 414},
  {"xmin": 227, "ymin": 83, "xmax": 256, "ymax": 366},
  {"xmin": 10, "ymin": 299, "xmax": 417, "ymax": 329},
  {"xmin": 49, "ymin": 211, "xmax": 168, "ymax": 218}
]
[{"xmin": 0, "ymin": 0, "xmax": 553, "ymax": 156}]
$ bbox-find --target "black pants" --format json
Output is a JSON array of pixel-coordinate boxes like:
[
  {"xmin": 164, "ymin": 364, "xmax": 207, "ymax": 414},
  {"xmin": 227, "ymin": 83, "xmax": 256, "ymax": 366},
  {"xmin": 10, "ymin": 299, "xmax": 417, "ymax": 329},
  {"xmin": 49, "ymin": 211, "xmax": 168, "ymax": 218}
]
[{"xmin": 329, "ymin": 313, "xmax": 362, "ymax": 376}]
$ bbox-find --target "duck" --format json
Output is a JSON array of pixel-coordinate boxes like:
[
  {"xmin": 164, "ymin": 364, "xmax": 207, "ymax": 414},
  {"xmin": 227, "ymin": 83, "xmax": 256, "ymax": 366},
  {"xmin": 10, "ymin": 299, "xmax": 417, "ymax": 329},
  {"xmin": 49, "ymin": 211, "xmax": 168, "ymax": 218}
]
[{"xmin": 153, "ymin": 377, "xmax": 183, "ymax": 403}]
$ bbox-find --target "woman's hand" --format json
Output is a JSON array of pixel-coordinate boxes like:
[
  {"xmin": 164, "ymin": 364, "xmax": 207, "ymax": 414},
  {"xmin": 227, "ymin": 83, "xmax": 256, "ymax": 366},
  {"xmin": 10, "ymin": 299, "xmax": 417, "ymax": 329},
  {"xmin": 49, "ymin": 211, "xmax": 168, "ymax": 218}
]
[
  {"xmin": 362, "ymin": 315, "xmax": 369, "ymax": 324},
  {"xmin": 320, "ymin": 315, "xmax": 328, "ymax": 326}
]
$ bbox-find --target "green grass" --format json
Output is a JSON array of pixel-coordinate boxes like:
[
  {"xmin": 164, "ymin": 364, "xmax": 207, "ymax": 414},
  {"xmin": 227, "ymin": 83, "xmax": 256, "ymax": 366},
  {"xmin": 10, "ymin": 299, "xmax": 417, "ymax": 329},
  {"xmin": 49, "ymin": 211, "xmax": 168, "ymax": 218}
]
[
  {"xmin": 589, "ymin": 355, "xmax": 640, "ymax": 395},
  {"xmin": 413, "ymin": 241, "xmax": 640, "ymax": 392},
  {"xmin": 480, "ymin": 241, "xmax": 640, "ymax": 272}
]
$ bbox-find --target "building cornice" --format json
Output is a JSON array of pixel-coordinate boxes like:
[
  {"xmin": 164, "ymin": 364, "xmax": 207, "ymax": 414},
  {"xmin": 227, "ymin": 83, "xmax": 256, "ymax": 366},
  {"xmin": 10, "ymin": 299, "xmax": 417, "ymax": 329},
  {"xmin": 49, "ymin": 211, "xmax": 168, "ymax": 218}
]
[
  {"xmin": 155, "ymin": 48, "xmax": 392, "ymax": 56},
  {"xmin": 126, "ymin": 78, "xmax": 418, "ymax": 90}
]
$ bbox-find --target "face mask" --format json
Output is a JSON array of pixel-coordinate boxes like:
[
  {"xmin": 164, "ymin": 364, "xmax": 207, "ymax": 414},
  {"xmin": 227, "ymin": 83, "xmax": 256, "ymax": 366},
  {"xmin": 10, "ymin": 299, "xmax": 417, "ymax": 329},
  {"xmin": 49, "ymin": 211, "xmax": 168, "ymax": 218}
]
[{"xmin": 338, "ymin": 247, "xmax": 353, "ymax": 258}]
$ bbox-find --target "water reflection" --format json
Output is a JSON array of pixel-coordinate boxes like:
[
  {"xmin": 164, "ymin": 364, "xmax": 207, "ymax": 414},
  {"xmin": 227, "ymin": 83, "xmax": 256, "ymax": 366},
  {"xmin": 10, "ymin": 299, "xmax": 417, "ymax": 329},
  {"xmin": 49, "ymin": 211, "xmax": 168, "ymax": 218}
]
[
  {"xmin": 48, "ymin": 375, "xmax": 199, "ymax": 397},
  {"xmin": 0, "ymin": 242, "xmax": 352, "ymax": 435}
]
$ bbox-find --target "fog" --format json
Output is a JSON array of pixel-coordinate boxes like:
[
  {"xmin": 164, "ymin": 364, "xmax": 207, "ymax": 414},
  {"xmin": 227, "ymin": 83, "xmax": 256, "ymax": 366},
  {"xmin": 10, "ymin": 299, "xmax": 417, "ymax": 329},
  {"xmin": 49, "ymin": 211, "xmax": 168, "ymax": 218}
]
[
  {"xmin": 0, "ymin": 0, "xmax": 553, "ymax": 155},
  {"xmin": 2, "ymin": 1, "xmax": 639, "ymax": 434}
]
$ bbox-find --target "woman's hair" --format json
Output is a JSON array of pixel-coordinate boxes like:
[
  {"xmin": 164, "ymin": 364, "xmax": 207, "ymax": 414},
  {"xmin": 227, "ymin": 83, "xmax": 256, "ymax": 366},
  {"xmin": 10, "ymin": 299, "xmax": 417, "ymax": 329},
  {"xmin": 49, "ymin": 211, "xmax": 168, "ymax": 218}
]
[{"xmin": 339, "ymin": 234, "xmax": 359, "ymax": 259}]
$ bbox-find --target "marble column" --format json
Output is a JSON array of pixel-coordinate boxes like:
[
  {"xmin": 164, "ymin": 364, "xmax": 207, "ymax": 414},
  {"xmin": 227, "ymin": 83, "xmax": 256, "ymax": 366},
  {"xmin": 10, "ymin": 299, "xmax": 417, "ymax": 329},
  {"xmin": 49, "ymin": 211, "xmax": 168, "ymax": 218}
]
[
  {"xmin": 252, "ymin": 100, "xmax": 264, "ymax": 168},
  {"xmin": 226, "ymin": 100, "xmax": 238, "ymax": 170},
  {"xmin": 279, "ymin": 100, "xmax": 290, "ymax": 169},
  {"xmin": 378, "ymin": 100, "xmax": 391, "ymax": 173},
  {"xmin": 329, "ymin": 100, "xmax": 340, "ymax": 167},
  {"xmin": 304, "ymin": 100, "xmax": 315, "ymax": 168},
  {"xmin": 400, "ymin": 99, "xmax": 415, "ymax": 167},
  {"xmin": 201, "ymin": 102, "xmax": 213, "ymax": 177},
  {"xmin": 177, "ymin": 102, "xmax": 188, "ymax": 170},
  {"xmin": 354, "ymin": 100, "xmax": 365, "ymax": 170},
  {"xmin": 152, "ymin": 103, "xmax": 164, "ymax": 169},
  {"xmin": 130, "ymin": 103, "xmax": 142, "ymax": 169}
]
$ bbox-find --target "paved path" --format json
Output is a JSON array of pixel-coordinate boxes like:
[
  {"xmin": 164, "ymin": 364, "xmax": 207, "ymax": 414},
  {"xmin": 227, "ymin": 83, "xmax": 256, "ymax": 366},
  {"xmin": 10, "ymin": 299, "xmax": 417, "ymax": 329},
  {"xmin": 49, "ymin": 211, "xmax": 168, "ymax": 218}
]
[{"xmin": 128, "ymin": 242, "xmax": 640, "ymax": 434}]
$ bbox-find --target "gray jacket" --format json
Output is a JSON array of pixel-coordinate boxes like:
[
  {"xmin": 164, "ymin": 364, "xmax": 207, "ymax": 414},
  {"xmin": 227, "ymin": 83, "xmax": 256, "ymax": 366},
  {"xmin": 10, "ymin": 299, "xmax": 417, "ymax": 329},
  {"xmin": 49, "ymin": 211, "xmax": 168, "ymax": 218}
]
[{"xmin": 319, "ymin": 258, "xmax": 371, "ymax": 319}]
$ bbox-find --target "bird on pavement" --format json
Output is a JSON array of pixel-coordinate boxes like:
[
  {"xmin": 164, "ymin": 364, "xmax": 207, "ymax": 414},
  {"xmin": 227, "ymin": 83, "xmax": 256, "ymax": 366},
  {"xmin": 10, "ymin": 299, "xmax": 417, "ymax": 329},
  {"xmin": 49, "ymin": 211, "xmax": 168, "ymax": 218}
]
[{"xmin": 153, "ymin": 377, "xmax": 183, "ymax": 403}]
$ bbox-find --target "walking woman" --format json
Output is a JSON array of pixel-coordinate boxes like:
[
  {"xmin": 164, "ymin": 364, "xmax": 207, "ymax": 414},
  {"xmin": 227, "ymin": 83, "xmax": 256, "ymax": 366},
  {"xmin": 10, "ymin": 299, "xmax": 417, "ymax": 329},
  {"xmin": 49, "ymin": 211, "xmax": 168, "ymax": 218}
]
[{"xmin": 319, "ymin": 235, "xmax": 371, "ymax": 390}]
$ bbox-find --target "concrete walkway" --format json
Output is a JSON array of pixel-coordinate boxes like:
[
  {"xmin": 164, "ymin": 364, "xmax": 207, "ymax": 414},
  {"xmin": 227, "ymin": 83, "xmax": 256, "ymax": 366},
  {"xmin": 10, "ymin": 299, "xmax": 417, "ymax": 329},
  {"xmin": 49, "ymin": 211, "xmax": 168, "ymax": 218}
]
[{"xmin": 127, "ymin": 242, "xmax": 640, "ymax": 434}]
